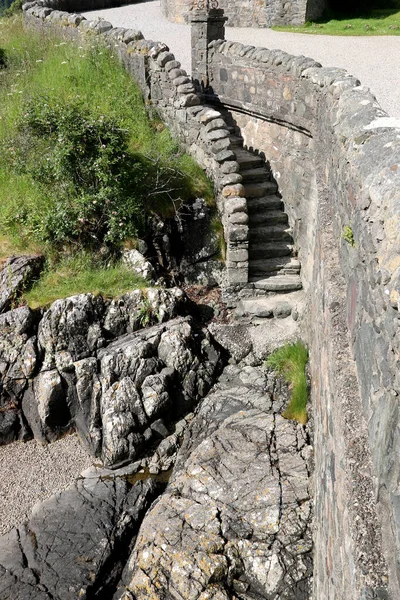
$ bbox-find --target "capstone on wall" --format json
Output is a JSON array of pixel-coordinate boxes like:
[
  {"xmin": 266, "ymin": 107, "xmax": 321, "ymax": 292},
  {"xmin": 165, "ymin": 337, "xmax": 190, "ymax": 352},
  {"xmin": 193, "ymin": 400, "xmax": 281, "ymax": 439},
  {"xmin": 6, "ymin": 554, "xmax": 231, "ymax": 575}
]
[
  {"xmin": 207, "ymin": 39, "xmax": 400, "ymax": 599},
  {"xmin": 162, "ymin": 0, "xmax": 326, "ymax": 27}
]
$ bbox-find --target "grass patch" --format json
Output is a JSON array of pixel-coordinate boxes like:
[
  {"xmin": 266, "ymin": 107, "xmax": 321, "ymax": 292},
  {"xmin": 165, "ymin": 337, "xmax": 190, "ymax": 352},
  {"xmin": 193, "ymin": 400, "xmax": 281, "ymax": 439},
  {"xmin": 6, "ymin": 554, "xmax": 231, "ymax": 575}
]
[
  {"xmin": 272, "ymin": 8, "xmax": 400, "ymax": 35},
  {"xmin": 24, "ymin": 255, "xmax": 148, "ymax": 308},
  {"xmin": 0, "ymin": 16, "xmax": 214, "ymax": 301},
  {"xmin": 266, "ymin": 341, "xmax": 309, "ymax": 425}
]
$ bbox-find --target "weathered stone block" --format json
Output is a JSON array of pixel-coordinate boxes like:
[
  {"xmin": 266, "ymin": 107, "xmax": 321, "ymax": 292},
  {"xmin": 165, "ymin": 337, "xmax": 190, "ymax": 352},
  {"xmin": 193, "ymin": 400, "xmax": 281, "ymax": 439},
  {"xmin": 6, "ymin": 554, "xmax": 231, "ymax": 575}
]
[
  {"xmin": 228, "ymin": 224, "xmax": 248, "ymax": 242},
  {"xmin": 222, "ymin": 183, "xmax": 246, "ymax": 198}
]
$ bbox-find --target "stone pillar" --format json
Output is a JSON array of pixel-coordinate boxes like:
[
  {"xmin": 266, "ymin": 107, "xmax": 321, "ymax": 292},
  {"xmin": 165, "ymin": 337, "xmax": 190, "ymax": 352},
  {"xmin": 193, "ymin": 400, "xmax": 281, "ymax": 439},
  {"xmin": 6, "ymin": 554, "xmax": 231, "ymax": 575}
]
[{"xmin": 191, "ymin": 8, "xmax": 226, "ymax": 91}]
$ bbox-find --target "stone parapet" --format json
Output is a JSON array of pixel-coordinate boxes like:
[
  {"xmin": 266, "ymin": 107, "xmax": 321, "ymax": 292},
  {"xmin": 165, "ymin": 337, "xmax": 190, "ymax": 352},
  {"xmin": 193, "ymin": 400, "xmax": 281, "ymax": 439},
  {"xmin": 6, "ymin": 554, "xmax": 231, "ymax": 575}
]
[{"xmin": 207, "ymin": 37, "xmax": 400, "ymax": 599}]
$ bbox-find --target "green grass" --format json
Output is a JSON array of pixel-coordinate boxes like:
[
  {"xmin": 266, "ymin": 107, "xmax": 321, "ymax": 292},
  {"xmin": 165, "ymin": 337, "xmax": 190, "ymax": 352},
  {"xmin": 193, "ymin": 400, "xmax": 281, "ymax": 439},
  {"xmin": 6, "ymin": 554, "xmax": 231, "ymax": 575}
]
[
  {"xmin": 266, "ymin": 342, "xmax": 309, "ymax": 425},
  {"xmin": 24, "ymin": 255, "xmax": 148, "ymax": 308},
  {"xmin": 273, "ymin": 8, "xmax": 400, "ymax": 35},
  {"xmin": 0, "ymin": 16, "xmax": 213, "ymax": 303}
]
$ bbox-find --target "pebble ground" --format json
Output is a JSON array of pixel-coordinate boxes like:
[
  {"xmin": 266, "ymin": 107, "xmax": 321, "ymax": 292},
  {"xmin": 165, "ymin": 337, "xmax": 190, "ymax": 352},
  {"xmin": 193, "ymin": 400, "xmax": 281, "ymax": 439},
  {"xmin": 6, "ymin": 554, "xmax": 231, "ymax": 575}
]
[{"xmin": 0, "ymin": 434, "xmax": 93, "ymax": 535}]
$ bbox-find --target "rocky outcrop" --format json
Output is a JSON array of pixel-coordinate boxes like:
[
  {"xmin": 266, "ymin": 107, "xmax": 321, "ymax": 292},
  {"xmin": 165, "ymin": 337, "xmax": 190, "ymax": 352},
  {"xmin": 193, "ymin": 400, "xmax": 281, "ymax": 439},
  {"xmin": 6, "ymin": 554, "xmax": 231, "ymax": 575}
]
[
  {"xmin": 0, "ymin": 255, "xmax": 44, "ymax": 314},
  {"xmin": 119, "ymin": 364, "xmax": 313, "ymax": 600},
  {"xmin": 0, "ymin": 288, "xmax": 224, "ymax": 458},
  {"xmin": 0, "ymin": 362, "xmax": 313, "ymax": 600}
]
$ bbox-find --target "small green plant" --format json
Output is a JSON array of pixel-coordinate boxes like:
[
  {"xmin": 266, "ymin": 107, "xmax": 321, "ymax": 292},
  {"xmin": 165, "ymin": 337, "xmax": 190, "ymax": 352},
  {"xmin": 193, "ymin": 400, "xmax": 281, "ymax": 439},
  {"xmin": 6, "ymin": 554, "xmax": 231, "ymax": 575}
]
[
  {"xmin": 342, "ymin": 225, "xmax": 356, "ymax": 247},
  {"xmin": 211, "ymin": 212, "xmax": 226, "ymax": 262},
  {"xmin": 266, "ymin": 341, "xmax": 309, "ymax": 425},
  {"xmin": 137, "ymin": 296, "xmax": 153, "ymax": 327}
]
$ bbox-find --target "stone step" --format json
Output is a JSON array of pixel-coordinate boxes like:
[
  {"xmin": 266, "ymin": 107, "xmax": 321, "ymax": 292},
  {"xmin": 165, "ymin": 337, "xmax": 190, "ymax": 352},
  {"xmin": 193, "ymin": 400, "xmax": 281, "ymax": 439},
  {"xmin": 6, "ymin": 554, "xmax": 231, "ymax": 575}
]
[
  {"xmin": 249, "ymin": 257, "xmax": 301, "ymax": 276},
  {"xmin": 234, "ymin": 149, "xmax": 264, "ymax": 169},
  {"xmin": 236, "ymin": 296, "xmax": 292, "ymax": 319},
  {"xmin": 235, "ymin": 290, "xmax": 304, "ymax": 320},
  {"xmin": 229, "ymin": 135, "xmax": 244, "ymax": 147},
  {"xmin": 249, "ymin": 274, "xmax": 303, "ymax": 292},
  {"xmin": 247, "ymin": 195, "xmax": 283, "ymax": 213},
  {"xmin": 248, "ymin": 242, "xmax": 294, "ymax": 258},
  {"xmin": 240, "ymin": 167, "xmax": 271, "ymax": 183},
  {"xmin": 248, "ymin": 210, "xmax": 289, "ymax": 226},
  {"xmin": 244, "ymin": 181, "xmax": 278, "ymax": 198},
  {"xmin": 249, "ymin": 225, "xmax": 293, "ymax": 243}
]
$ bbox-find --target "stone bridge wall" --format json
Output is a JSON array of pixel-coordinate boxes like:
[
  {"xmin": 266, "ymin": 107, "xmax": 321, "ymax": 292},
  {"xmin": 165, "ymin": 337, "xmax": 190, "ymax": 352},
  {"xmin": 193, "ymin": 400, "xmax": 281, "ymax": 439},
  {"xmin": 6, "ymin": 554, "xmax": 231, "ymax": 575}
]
[
  {"xmin": 21, "ymin": 3, "xmax": 400, "ymax": 598},
  {"xmin": 162, "ymin": 0, "xmax": 326, "ymax": 27},
  {"xmin": 207, "ymin": 39, "xmax": 400, "ymax": 600}
]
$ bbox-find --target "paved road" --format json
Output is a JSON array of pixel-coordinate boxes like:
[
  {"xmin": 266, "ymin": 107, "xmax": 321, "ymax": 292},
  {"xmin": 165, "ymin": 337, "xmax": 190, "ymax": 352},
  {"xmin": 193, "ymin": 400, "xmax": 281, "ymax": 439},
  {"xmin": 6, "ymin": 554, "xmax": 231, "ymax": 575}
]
[{"xmin": 84, "ymin": 0, "xmax": 400, "ymax": 117}]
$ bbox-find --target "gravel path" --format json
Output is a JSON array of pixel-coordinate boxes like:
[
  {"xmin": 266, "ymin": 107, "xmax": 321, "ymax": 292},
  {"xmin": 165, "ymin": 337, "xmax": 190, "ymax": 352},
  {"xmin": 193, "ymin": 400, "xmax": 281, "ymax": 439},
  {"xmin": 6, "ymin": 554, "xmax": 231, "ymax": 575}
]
[
  {"xmin": 0, "ymin": 434, "xmax": 93, "ymax": 535},
  {"xmin": 84, "ymin": 0, "xmax": 400, "ymax": 117}
]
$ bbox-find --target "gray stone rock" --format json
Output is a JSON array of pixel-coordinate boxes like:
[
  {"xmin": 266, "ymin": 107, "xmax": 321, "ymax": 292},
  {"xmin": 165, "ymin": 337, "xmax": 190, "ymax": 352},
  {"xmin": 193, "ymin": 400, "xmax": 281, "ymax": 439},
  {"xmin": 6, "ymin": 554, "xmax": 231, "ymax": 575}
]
[
  {"xmin": 122, "ymin": 249, "xmax": 155, "ymax": 281},
  {"xmin": 208, "ymin": 322, "xmax": 253, "ymax": 363},
  {"xmin": 0, "ymin": 255, "xmax": 43, "ymax": 314},
  {"xmin": 69, "ymin": 317, "xmax": 222, "ymax": 466},
  {"xmin": 22, "ymin": 369, "xmax": 71, "ymax": 443},
  {"xmin": 0, "ymin": 474, "xmax": 161, "ymax": 600},
  {"xmin": 121, "ymin": 365, "xmax": 313, "ymax": 600},
  {"xmin": 38, "ymin": 293, "xmax": 106, "ymax": 370}
]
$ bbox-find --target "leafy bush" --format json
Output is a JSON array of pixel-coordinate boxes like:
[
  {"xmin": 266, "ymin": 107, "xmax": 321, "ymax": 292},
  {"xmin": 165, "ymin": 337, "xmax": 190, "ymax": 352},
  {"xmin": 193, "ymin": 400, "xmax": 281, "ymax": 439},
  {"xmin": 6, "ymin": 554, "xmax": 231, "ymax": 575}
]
[
  {"xmin": 0, "ymin": 20, "xmax": 215, "ymax": 301},
  {"xmin": 266, "ymin": 342, "xmax": 309, "ymax": 424},
  {"xmin": 0, "ymin": 0, "xmax": 23, "ymax": 17},
  {"xmin": 0, "ymin": 23, "xmax": 213, "ymax": 257},
  {"xmin": 4, "ymin": 98, "xmax": 147, "ymax": 249}
]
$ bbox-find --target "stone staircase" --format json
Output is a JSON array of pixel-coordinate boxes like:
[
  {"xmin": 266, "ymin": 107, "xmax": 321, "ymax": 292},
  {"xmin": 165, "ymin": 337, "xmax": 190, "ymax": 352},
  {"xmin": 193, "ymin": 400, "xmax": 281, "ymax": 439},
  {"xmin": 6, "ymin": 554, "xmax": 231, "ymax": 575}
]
[{"xmin": 223, "ymin": 111, "xmax": 303, "ymax": 318}]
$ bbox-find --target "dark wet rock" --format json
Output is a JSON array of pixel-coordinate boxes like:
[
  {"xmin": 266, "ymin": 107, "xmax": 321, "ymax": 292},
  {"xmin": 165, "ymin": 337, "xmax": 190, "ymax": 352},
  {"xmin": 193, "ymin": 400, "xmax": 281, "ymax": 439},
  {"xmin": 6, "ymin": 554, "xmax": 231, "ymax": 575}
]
[
  {"xmin": 0, "ymin": 410, "xmax": 19, "ymax": 445},
  {"xmin": 179, "ymin": 198, "xmax": 224, "ymax": 286},
  {"xmin": 0, "ymin": 473, "xmax": 161, "ymax": 600},
  {"xmin": 120, "ymin": 364, "xmax": 313, "ymax": 600},
  {"xmin": 0, "ymin": 255, "xmax": 44, "ymax": 314}
]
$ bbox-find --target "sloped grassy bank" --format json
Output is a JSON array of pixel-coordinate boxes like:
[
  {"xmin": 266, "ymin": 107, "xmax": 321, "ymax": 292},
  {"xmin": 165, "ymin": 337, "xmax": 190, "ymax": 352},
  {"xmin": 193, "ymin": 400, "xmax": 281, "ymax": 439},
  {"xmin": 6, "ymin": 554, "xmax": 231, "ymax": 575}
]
[{"xmin": 0, "ymin": 16, "xmax": 213, "ymax": 305}]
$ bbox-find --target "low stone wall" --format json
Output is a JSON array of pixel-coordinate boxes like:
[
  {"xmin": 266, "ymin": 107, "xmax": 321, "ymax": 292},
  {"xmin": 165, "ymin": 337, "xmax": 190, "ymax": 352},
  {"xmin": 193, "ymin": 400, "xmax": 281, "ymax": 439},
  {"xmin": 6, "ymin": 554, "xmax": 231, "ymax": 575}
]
[
  {"xmin": 161, "ymin": 0, "xmax": 326, "ymax": 28},
  {"xmin": 208, "ymin": 39, "xmax": 400, "ymax": 599}
]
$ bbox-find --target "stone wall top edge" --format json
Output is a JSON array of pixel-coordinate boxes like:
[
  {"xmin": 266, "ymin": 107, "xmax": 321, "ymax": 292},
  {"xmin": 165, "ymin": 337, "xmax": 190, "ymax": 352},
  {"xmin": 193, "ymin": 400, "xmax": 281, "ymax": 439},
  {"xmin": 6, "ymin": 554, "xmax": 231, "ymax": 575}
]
[{"xmin": 208, "ymin": 37, "xmax": 400, "ymax": 137}]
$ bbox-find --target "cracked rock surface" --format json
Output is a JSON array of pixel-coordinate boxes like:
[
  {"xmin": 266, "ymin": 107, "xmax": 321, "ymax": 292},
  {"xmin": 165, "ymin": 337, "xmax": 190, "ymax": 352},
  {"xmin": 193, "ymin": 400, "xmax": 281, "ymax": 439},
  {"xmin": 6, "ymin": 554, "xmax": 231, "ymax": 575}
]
[
  {"xmin": 0, "ymin": 473, "xmax": 161, "ymax": 600},
  {"xmin": 0, "ymin": 362, "xmax": 313, "ymax": 599},
  {"xmin": 119, "ymin": 364, "xmax": 313, "ymax": 600}
]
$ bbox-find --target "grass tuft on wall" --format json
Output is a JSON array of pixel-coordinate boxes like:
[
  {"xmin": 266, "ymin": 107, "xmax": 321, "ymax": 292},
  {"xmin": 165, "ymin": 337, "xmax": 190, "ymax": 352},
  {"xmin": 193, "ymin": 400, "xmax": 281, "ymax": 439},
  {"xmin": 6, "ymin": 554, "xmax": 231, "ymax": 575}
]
[{"xmin": 266, "ymin": 341, "xmax": 309, "ymax": 425}]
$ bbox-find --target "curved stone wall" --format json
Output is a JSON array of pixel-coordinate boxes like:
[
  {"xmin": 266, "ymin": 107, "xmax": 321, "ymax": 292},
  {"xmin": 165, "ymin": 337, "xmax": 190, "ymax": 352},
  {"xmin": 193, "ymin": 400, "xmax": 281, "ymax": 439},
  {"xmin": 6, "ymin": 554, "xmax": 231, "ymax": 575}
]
[
  {"xmin": 207, "ymin": 39, "xmax": 400, "ymax": 599},
  {"xmin": 161, "ymin": 0, "xmax": 326, "ymax": 27}
]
